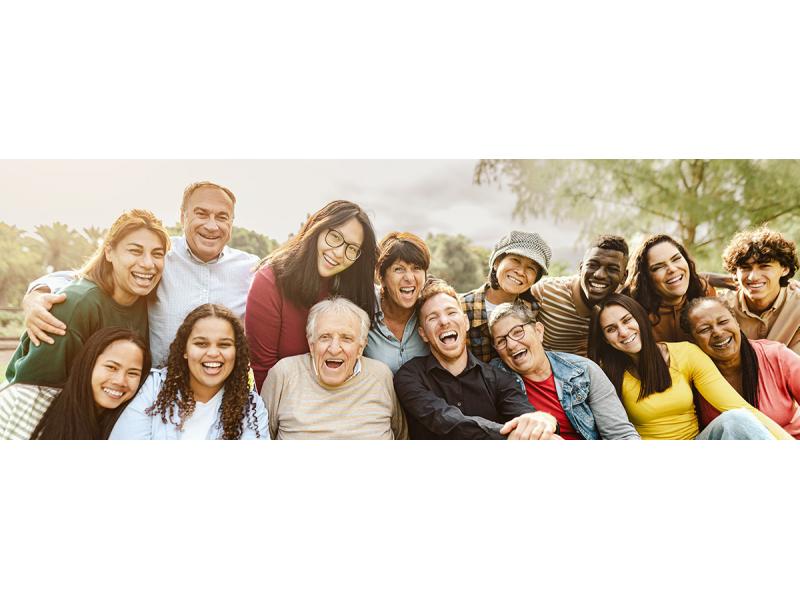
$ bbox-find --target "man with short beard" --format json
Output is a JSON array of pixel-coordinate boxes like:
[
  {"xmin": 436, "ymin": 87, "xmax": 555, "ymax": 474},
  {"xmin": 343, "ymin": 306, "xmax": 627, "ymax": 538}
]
[
  {"xmin": 394, "ymin": 278, "xmax": 559, "ymax": 440},
  {"xmin": 532, "ymin": 235, "xmax": 629, "ymax": 357},
  {"xmin": 20, "ymin": 181, "xmax": 259, "ymax": 367}
]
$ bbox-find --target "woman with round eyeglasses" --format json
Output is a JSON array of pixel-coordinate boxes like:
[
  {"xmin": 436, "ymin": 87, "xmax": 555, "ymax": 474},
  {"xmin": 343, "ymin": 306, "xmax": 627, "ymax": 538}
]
[
  {"xmin": 590, "ymin": 293, "xmax": 791, "ymax": 440},
  {"xmin": 245, "ymin": 200, "xmax": 379, "ymax": 391}
]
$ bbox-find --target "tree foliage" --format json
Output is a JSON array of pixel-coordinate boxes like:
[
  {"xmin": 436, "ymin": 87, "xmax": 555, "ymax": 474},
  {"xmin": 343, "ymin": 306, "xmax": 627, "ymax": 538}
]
[
  {"xmin": 0, "ymin": 224, "xmax": 43, "ymax": 306},
  {"xmin": 426, "ymin": 233, "xmax": 489, "ymax": 293},
  {"xmin": 475, "ymin": 159, "xmax": 800, "ymax": 270}
]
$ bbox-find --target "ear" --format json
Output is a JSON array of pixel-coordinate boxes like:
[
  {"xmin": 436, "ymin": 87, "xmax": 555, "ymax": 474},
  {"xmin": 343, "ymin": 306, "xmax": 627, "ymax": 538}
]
[
  {"xmin": 533, "ymin": 321, "xmax": 545, "ymax": 342},
  {"xmin": 780, "ymin": 265, "xmax": 790, "ymax": 278},
  {"xmin": 103, "ymin": 245, "xmax": 113, "ymax": 262},
  {"xmin": 418, "ymin": 325, "xmax": 429, "ymax": 344}
]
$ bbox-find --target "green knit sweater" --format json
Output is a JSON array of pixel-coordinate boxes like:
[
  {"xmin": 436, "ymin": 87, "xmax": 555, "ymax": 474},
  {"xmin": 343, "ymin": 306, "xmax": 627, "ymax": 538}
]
[{"xmin": 5, "ymin": 278, "xmax": 149, "ymax": 387}]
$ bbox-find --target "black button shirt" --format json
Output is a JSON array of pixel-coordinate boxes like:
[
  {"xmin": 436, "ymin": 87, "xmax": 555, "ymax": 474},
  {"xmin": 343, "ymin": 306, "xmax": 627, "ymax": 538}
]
[{"xmin": 394, "ymin": 352, "xmax": 535, "ymax": 440}]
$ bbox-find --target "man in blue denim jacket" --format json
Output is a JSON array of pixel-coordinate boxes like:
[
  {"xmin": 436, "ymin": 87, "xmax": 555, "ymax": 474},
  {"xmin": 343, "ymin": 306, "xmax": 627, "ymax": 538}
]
[{"xmin": 488, "ymin": 301, "xmax": 639, "ymax": 440}]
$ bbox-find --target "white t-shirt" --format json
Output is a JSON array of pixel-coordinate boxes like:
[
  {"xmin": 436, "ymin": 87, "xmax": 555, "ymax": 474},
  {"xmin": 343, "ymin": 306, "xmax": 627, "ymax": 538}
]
[
  {"xmin": 484, "ymin": 298, "xmax": 498, "ymax": 320},
  {"xmin": 180, "ymin": 388, "xmax": 223, "ymax": 440}
]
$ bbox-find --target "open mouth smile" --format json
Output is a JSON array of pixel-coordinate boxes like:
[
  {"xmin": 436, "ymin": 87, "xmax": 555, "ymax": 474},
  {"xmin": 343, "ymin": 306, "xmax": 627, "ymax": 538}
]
[
  {"xmin": 510, "ymin": 347, "xmax": 528, "ymax": 363},
  {"xmin": 323, "ymin": 253, "xmax": 340, "ymax": 268},
  {"xmin": 710, "ymin": 336, "xmax": 733, "ymax": 350},
  {"xmin": 438, "ymin": 330, "xmax": 458, "ymax": 345},
  {"xmin": 324, "ymin": 358, "xmax": 344, "ymax": 369},
  {"xmin": 102, "ymin": 387, "xmax": 126, "ymax": 400},
  {"xmin": 132, "ymin": 272, "xmax": 156, "ymax": 286},
  {"xmin": 201, "ymin": 361, "xmax": 224, "ymax": 375},
  {"xmin": 665, "ymin": 274, "xmax": 685, "ymax": 286},
  {"xmin": 620, "ymin": 333, "xmax": 638, "ymax": 346}
]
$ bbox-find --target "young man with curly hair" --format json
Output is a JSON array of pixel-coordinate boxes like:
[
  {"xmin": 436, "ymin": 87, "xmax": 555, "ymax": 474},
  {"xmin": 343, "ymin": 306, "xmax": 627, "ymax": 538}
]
[{"xmin": 721, "ymin": 227, "xmax": 800, "ymax": 354}]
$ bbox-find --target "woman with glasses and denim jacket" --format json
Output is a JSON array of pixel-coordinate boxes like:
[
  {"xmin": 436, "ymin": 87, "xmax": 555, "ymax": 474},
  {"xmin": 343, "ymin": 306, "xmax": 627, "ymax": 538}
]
[{"xmin": 245, "ymin": 200, "xmax": 379, "ymax": 391}]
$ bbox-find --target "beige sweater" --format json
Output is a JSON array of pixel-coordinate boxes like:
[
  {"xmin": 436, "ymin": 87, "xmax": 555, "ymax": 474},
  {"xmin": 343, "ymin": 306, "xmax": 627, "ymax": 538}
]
[{"xmin": 261, "ymin": 354, "xmax": 408, "ymax": 440}]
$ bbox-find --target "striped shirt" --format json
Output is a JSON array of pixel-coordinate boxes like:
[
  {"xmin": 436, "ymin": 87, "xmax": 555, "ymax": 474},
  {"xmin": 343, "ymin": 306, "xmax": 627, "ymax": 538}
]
[
  {"xmin": 0, "ymin": 383, "xmax": 60, "ymax": 440},
  {"xmin": 261, "ymin": 353, "xmax": 408, "ymax": 440},
  {"xmin": 531, "ymin": 275, "xmax": 593, "ymax": 357}
]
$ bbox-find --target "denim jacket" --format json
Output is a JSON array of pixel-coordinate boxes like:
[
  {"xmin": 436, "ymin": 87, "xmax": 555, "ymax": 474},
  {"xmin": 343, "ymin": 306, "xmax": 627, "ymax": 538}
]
[{"xmin": 491, "ymin": 351, "xmax": 639, "ymax": 440}]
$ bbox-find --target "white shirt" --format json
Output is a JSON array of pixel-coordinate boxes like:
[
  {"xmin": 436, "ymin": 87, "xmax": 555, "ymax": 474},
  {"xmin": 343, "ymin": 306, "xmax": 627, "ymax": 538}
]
[
  {"xmin": 31, "ymin": 236, "xmax": 259, "ymax": 368},
  {"xmin": 180, "ymin": 387, "xmax": 224, "ymax": 440}
]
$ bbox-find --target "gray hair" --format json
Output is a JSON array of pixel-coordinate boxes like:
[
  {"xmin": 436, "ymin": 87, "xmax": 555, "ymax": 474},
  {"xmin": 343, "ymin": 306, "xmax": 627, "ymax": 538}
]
[
  {"xmin": 306, "ymin": 296, "xmax": 371, "ymax": 344},
  {"xmin": 488, "ymin": 301, "xmax": 538, "ymax": 332}
]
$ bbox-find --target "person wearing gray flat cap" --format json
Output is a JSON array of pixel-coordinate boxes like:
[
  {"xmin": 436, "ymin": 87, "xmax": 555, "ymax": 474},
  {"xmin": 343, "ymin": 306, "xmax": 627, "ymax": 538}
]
[{"xmin": 459, "ymin": 230, "xmax": 552, "ymax": 363}]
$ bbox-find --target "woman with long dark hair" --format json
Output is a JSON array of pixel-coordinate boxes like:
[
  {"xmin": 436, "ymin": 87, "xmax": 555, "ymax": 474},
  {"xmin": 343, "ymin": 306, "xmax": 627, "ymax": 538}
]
[
  {"xmin": 625, "ymin": 234, "xmax": 715, "ymax": 343},
  {"xmin": 5, "ymin": 209, "xmax": 169, "ymax": 387},
  {"xmin": 590, "ymin": 293, "xmax": 790, "ymax": 440},
  {"xmin": 110, "ymin": 304, "xmax": 266, "ymax": 440},
  {"xmin": 681, "ymin": 297, "xmax": 800, "ymax": 438},
  {"xmin": 0, "ymin": 327, "xmax": 149, "ymax": 440},
  {"xmin": 245, "ymin": 200, "xmax": 378, "ymax": 390}
]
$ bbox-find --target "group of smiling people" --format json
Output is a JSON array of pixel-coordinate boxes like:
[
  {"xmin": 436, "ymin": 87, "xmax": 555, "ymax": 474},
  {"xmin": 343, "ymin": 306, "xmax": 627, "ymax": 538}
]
[{"xmin": 1, "ymin": 180, "xmax": 798, "ymax": 440}]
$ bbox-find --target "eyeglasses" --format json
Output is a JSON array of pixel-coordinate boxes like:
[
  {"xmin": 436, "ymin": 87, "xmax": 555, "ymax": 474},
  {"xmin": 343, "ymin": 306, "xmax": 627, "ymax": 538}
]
[
  {"xmin": 324, "ymin": 229, "xmax": 362, "ymax": 262},
  {"xmin": 493, "ymin": 322, "xmax": 531, "ymax": 350}
]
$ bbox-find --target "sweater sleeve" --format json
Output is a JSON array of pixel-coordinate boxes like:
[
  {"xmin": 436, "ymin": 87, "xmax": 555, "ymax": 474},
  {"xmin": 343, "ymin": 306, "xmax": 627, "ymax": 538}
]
[
  {"xmin": 686, "ymin": 343, "xmax": 791, "ymax": 440},
  {"xmin": 246, "ymin": 267, "xmax": 284, "ymax": 391},
  {"xmin": 260, "ymin": 359, "xmax": 286, "ymax": 440},
  {"xmin": 585, "ymin": 360, "xmax": 640, "ymax": 440}
]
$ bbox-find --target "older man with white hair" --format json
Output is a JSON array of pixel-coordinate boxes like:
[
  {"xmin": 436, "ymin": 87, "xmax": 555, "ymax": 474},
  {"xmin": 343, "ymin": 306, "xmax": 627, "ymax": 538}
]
[{"xmin": 261, "ymin": 296, "xmax": 408, "ymax": 439}]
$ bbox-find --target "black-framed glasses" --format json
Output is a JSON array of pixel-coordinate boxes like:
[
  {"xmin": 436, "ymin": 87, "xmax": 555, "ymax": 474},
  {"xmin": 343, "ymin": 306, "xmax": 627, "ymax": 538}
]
[
  {"xmin": 493, "ymin": 322, "xmax": 532, "ymax": 350},
  {"xmin": 324, "ymin": 229, "xmax": 362, "ymax": 262}
]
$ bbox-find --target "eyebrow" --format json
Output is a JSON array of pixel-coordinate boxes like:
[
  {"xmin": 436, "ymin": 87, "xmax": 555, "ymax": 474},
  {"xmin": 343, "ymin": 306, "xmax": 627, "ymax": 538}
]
[{"xmin": 650, "ymin": 253, "xmax": 681, "ymax": 268}]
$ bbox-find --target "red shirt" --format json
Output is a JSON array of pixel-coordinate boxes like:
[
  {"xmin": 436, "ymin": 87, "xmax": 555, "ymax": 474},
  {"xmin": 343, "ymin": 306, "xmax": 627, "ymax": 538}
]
[
  {"xmin": 523, "ymin": 373, "xmax": 580, "ymax": 440},
  {"xmin": 245, "ymin": 266, "xmax": 329, "ymax": 391}
]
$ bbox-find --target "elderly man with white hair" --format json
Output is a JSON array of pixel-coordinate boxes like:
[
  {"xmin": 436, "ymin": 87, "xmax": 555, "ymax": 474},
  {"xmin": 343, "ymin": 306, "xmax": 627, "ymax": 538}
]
[{"xmin": 260, "ymin": 296, "xmax": 408, "ymax": 439}]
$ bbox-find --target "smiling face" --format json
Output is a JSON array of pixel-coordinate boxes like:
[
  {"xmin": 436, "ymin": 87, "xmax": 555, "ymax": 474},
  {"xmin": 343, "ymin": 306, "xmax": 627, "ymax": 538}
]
[
  {"xmin": 90, "ymin": 339, "xmax": 145, "ymax": 410},
  {"xmin": 646, "ymin": 241, "xmax": 690, "ymax": 304},
  {"xmin": 494, "ymin": 254, "xmax": 541, "ymax": 295},
  {"xmin": 184, "ymin": 317, "xmax": 237, "ymax": 401},
  {"xmin": 490, "ymin": 314, "xmax": 546, "ymax": 378},
  {"xmin": 418, "ymin": 292, "xmax": 469, "ymax": 363},
  {"xmin": 316, "ymin": 217, "xmax": 364, "ymax": 278},
  {"xmin": 580, "ymin": 247, "xmax": 627, "ymax": 305},
  {"xmin": 599, "ymin": 304, "xmax": 643, "ymax": 357},
  {"xmin": 181, "ymin": 186, "xmax": 234, "ymax": 262},
  {"xmin": 104, "ymin": 227, "xmax": 166, "ymax": 306},
  {"xmin": 687, "ymin": 300, "xmax": 742, "ymax": 362},
  {"xmin": 309, "ymin": 310, "xmax": 366, "ymax": 387},
  {"xmin": 382, "ymin": 259, "xmax": 426, "ymax": 311},
  {"xmin": 735, "ymin": 257, "xmax": 789, "ymax": 310}
]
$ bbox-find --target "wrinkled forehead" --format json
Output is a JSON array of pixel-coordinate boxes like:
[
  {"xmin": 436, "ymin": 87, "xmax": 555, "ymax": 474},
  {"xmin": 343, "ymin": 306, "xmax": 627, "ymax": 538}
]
[
  {"xmin": 185, "ymin": 186, "xmax": 235, "ymax": 214},
  {"xmin": 313, "ymin": 310, "xmax": 361, "ymax": 337}
]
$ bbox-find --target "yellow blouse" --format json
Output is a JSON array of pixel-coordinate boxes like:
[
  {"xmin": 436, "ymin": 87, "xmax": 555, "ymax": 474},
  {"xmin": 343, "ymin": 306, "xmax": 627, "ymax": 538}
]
[{"xmin": 621, "ymin": 342, "xmax": 789, "ymax": 440}]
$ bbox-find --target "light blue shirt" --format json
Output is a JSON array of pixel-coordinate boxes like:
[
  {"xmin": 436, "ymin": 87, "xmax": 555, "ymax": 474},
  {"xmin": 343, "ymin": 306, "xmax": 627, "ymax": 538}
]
[
  {"xmin": 364, "ymin": 291, "xmax": 430, "ymax": 375},
  {"xmin": 109, "ymin": 368, "xmax": 269, "ymax": 440},
  {"xmin": 30, "ymin": 235, "xmax": 259, "ymax": 368}
]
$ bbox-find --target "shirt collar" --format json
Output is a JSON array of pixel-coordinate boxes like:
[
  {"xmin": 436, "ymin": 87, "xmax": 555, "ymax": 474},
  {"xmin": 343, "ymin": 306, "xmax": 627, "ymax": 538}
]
[
  {"xmin": 179, "ymin": 235, "xmax": 226, "ymax": 264},
  {"xmin": 424, "ymin": 350, "xmax": 481, "ymax": 375},
  {"xmin": 738, "ymin": 286, "xmax": 787, "ymax": 318}
]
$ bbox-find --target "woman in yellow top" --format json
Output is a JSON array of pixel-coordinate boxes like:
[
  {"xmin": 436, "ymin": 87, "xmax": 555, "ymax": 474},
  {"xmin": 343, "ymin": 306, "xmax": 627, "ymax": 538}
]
[{"xmin": 589, "ymin": 293, "xmax": 790, "ymax": 440}]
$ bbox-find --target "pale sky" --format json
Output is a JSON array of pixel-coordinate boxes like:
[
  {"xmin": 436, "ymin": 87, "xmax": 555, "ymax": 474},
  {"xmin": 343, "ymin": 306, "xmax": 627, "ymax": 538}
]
[{"xmin": 0, "ymin": 160, "xmax": 583, "ymax": 263}]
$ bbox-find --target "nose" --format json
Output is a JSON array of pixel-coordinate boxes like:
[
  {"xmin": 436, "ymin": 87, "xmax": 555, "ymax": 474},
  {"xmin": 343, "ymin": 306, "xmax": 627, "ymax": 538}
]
[
  {"xmin": 206, "ymin": 344, "xmax": 222, "ymax": 357},
  {"xmin": 139, "ymin": 253, "xmax": 155, "ymax": 270},
  {"xmin": 594, "ymin": 266, "xmax": 607, "ymax": 280},
  {"xmin": 203, "ymin": 217, "xmax": 220, "ymax": 232},
  {"xmin": 329, "ymin": 338, "xmax": 342, "ymax": 353},
  {"xmin": 111, "ymin": 369, "xmax": 127, "ymax": 387}
]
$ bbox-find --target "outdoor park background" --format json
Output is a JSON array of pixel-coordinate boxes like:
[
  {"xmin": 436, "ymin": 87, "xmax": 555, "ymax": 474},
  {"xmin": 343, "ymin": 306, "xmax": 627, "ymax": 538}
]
[{"xmin": 2, "ymin": 158, "xmax": 800, "ymax": 376}]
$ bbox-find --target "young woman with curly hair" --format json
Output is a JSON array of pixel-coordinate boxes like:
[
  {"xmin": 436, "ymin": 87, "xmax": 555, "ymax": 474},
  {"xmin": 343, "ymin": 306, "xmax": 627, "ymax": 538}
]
[
  {"xmin": 589, "ymin": 293, "xmax": 790, "ymax": 440},
  {"xmin": 5, "ymin": 209, "xmax": 169, "ymax": 387},
  {"xmin": 625, "ymin": 234, "xmax": 715, "ymax": 344},
  {"xmin": 0, "ymin": 327, "xmax": 150, "ymax": 440},
  {"xmin": 245, "ymin": 200, "xmax": 379, "ymax": 390},
  {"xmin": 110, "ymin": 304, "xmax": 267, "ymax": 440}
]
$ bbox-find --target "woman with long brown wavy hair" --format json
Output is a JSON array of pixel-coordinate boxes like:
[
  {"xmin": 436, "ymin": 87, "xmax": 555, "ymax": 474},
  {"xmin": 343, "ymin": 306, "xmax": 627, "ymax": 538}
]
[
  {"xmin": 625, "ymin": 233, "xmax": 715, "ymax": 343},
  {"xmin": 110, "ymin": 304, "xmax": 266, "ymax": 440},
  {"xmin": 5, "ymin": 209, "xmax": 169, "ymax": 388},
  {"xmin": 245, "ymin": 200, "xmax": 379, "ymax": 390}
]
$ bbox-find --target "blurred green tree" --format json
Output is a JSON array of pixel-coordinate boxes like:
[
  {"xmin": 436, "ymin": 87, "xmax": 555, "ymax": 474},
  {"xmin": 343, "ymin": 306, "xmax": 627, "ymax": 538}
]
[
  {"xmin": 426, "ymin": 233, "xmax": 489, "ymax": 293},
  {"xmin": 0, "ymin": 223, "xmax": 44, "ymax": 306},
  {"xmin": 33, "ymin": 222, "xmax": 96, "ymax": 273},
  {"xmin": 475, "ymin": 159, "xmax": 800, "ymax": 271}
]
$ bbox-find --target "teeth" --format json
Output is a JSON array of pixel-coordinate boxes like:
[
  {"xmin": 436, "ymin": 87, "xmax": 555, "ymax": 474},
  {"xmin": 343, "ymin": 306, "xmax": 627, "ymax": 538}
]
[
  {"xmin": 621, "ymin": 333, "xmax": 637, "ymax": 345},
  {"xmin": 438, "ymin": 330, "xmax": 458, "ymax": 343},
  {"xmin": 589, "ymin": 282, "xmax": 608, "ymax": 289},
  {"xmin": 508, "ymin": 275, "xmax": 523, "ymax": 285},
  {"xmin": 203, "ymin": 362, "xmax": 222, "ymax": 368},
  {"xmin": 323, "ymin": 254, "xmax": 338, "ymax": 267},
  {"xmin": 748, "ymin": 282, "xmax": 765, "ymax": 289},
  {"xmin": 133, "ymin": 272, "xmax": 155, "ymax": 282},
  {"xmin": 102, "ymin": 387, "xmax": 124, "ymax": 398},
  {"xmin": 666, "ymin": 274, "xmax": 683, "ymax": 284},
  {"xmin": 512, "ymin": 348, "xmax": 527, "ymax": 359},
  {"xmin": 399, "ymin": 287, "xmax": 415, "ymax": 293},
  {"xmin": 325, "ymin": 359, "xmax": 344, "ymax": 368},
  {"xmin": 711, "ymin": 336, "xmax": 733, "ymax": 349}
]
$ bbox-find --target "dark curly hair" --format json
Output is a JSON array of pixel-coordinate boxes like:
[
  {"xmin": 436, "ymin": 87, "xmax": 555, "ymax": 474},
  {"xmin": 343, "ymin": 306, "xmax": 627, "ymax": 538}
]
[
  {"xmin": 145, "ymin": 304, "xmax": 260, "ymax": 439},
  {"xmin": 722, "ymin": 227, "xmax": 799, "ymax": 287},
  {"xmin": 626, "ymin": 234, "xmax": 706, "ymax": 324}
]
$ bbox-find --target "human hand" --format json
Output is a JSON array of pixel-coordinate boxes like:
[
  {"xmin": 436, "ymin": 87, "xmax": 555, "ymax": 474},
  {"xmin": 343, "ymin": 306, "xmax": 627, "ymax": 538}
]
[
  {"xmin": 23, "ymin": 290, "xmax": 67, "ymax": 346},
  {"xmin": 702, "ymin": 272, "xmax": 738, "ymax": 291},
  {"xmin": 500, "ymin": 411, "xmax": 559, "ymax": 440}
]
